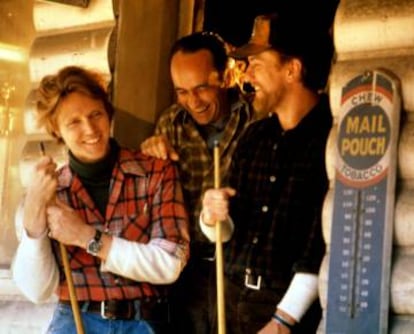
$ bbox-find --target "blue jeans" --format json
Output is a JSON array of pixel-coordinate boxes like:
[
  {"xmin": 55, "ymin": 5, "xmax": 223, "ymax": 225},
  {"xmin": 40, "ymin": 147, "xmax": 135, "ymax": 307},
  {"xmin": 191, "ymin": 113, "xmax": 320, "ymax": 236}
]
[{"xmin": 46, "ymin": 303, "xmax": 155, "ymax": 334}]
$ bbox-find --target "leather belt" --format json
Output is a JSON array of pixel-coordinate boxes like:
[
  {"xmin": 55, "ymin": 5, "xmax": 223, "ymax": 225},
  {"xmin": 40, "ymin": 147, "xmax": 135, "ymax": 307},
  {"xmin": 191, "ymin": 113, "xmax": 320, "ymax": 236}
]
[{"xmin": 60, "ymin": 298, "xmax": 169, "ymax": 321}]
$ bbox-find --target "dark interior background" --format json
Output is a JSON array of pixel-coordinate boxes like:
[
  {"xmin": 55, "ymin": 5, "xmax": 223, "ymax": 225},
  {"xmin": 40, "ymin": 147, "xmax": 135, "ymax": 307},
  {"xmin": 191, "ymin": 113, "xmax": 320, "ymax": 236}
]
[{"xmin": 203, "ymin": 0, "xmax": 340, "ymax": 46}]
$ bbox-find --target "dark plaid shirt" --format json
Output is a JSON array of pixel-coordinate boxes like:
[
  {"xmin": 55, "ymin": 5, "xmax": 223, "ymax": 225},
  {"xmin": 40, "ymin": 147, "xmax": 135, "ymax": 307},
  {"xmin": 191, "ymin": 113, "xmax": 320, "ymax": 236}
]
[
  {"xmin": 53, "ymin": 148, "xmax": 189, "ymax": 301},
  {"xmin": 154, "ymin": 89, "xmax": 255, "ymax": 244},
  {"xmin": 225, "ymin": 94, "xmax": 332, "ymax": 290}
]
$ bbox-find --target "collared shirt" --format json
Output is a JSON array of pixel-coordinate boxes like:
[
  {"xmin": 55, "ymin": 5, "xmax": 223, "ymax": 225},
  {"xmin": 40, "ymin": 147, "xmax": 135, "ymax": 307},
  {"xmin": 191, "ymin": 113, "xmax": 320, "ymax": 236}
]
[
  {"xmin": 52, "ymin": 147, "xmax": 190, "ymax": 301},
  {"xmin": 154, "ymin": 89, "xmax": 254, "ymax": 244},
  {"xmin": 225, "ymin": 94, "xmax": 332, "ymax": 289}
]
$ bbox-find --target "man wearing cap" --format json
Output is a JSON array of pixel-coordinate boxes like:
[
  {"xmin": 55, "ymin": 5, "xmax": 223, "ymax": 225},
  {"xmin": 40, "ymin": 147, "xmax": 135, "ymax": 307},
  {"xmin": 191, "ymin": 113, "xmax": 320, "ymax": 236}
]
[{"xmin": 200, "ymin": 13, "xmax": 334, "ymax": 334}]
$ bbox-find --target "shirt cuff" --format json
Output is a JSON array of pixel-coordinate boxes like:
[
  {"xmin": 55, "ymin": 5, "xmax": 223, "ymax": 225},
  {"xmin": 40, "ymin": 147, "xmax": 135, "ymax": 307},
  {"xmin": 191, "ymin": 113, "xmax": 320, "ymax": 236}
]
[
  {"xmin": 277, "ymin": 272, "xmax": 319, "ymax": 321},
  {"xmin": 21, "ymin": 228, "xmax": 52, "ymax": 257},
  {"xmin": 199, "ymin": 212, "xmax": 234, "ymax": 242}
]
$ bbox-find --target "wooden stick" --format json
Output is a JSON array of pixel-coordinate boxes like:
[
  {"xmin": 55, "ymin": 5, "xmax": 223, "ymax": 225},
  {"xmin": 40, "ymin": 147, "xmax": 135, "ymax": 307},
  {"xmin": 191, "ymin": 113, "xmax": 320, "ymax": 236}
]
[
  {"xmin": 40, "ymin": 142, "xmax": 85, "ymax": 334},
  {"xmin": 213, "ymin": 141, "xmax": 226, "ymax": 334},
  {"xmin": 59, "ymin": 243, "xmax": 85, "ymax": 334}
]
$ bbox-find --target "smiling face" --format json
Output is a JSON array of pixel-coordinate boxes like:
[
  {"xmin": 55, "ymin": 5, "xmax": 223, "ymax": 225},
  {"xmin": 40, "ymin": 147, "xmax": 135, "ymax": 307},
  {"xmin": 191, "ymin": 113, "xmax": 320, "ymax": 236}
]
[
  {"xmin": 245, "ymin": 50, "xmax": 290, "ymax": 114},
  {"xmin": 170, "ymin": 49, "xmax": 225, "ymax": 125},
  {"xmin": 54, "ymin": 91, "xmax": 111, "ymax": 163}
]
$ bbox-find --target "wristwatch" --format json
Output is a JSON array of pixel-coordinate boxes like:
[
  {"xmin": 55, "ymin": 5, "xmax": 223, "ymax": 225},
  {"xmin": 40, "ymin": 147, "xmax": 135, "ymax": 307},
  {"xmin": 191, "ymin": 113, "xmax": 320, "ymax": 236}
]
[{"xmin": 86, "ymin": 229, "xmax": 103, "ymax": 256}]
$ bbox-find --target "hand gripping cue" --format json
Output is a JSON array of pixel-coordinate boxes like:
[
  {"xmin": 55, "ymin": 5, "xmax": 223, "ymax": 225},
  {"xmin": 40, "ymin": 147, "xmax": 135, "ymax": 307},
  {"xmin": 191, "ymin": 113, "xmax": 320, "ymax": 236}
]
[{"xmin": 40, "ymin": 142, "xmax": 85, "ymax": 334}]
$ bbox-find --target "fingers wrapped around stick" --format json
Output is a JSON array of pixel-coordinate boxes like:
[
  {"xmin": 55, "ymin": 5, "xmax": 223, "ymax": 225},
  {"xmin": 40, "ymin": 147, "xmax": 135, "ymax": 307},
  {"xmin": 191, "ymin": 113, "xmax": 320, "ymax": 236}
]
[{"xmin": 202, "ymin": 187, "xmax": 236, "ymax": 225}]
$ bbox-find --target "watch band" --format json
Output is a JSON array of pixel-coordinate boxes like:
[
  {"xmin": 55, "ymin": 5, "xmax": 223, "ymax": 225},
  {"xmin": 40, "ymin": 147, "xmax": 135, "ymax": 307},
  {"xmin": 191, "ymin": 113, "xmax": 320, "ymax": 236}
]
[{"xmin": 93, "ymin": 229, "xmax": 103, "ymax": 243}]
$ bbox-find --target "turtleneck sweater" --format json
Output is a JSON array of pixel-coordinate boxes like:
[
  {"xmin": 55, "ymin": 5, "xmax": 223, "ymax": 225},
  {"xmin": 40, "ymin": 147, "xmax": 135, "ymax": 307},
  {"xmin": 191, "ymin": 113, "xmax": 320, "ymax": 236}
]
[{"xmin": 68, "ymin": 139, "xmax": 119, "ymax": 216}]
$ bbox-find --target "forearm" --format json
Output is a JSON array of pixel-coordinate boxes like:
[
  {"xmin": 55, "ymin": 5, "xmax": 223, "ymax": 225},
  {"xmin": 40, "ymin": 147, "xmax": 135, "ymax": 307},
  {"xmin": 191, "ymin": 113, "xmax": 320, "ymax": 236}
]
[
  {"xmin": 277, "ymin": 272, "xmax": 319, "ymax": 321},
  {"xmin": 22, "ymin": 196, "xmax": 49, "ymax": 238},
  {"xmin": 12, "ymin": 230, "xmax": 59, "ymax": 303},
  {"xmin": 101, "ymin": 237, "xmax": 187, "ymax": 284}
]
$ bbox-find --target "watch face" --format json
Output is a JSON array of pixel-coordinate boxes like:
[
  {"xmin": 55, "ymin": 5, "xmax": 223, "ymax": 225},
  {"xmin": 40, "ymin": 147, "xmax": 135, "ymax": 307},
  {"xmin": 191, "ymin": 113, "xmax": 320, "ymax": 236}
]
[
  {"xmin": 87, "ymin": 230, "xmax": 103, "ymax": 255},
  {"xmin": 88, "ymin": 240, "xmax": 102, "ymax": 254}
]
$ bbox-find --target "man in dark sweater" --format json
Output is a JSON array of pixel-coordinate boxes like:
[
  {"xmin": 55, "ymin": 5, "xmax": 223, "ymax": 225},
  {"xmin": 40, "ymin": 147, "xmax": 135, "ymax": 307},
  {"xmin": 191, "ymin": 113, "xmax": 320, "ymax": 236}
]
[{"xmin": 200, "ymin": 12, "xmax": 334, "ymax": 334}]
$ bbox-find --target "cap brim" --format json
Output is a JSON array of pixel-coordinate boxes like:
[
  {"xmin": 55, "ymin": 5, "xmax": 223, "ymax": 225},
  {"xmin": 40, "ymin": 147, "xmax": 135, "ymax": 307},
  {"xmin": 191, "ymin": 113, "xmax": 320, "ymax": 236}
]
[{"xmin": 229, "ymin": 43, "xmax": 271, "ymax": 59}]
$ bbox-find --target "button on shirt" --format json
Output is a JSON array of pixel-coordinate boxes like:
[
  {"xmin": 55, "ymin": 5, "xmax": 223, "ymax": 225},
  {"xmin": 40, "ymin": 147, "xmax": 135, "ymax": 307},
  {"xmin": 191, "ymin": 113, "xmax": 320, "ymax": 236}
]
[{"xmin": 225, "ymin": 94, "xmax": 332, "ymax": 290}]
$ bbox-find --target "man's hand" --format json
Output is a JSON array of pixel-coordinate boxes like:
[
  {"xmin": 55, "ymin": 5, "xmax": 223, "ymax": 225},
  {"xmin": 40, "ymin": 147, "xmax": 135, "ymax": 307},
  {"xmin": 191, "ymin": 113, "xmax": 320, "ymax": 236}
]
[
  {"xmin": 201, "ymin": 187, "xmax": 236, "ymax": 226},
  {"xmin": 27, "ymin": 156, "xmax": 58, "ymax": 206},
  {"xmin": 24, "ymin": 156, "xmax": 58, "ymax": 238},
  {"xmin": 46, "ymin": 198, "xmax": 94, "ymax": 247},
  {"xmin": 140, "ymin": 135, "xmax": 179, "ymax": 161}
]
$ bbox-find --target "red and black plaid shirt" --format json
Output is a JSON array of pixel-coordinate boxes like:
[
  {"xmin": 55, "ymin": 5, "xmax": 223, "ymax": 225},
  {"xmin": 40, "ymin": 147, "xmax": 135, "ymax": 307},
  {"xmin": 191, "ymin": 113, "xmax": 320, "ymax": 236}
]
[{"xmin": 53, "ymin": 148, "xmax": 189, "ymax": 301}]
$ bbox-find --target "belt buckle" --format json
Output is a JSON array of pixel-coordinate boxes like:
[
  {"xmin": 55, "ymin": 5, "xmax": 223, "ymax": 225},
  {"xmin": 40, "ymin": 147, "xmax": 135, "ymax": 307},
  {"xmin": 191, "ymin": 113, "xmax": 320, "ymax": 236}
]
[
  {"xmin": 100, "ymin": 301, "xmax": 115, "ymax": 320},
  {"xmin": 244, "ymin": 273, "xmax": 262, "ymax": 290}
]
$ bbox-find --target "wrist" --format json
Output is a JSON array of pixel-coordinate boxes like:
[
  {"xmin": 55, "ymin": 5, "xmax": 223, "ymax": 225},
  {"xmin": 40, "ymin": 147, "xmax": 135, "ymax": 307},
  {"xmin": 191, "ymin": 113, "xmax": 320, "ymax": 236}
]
[
  {"xmin": 272, "ymin": 312, "xmax": 295, "ymax": 331},
  {"xmin": 26, "ymin": 227, "xmax": 49, "ymax": 239},
  {"xmin": 80, "ymin": 226, "xmax": 97, "ymax": 249},
  {"xmin": 200, "ymin": 210, "xmax": 215, "ymax": 226}
]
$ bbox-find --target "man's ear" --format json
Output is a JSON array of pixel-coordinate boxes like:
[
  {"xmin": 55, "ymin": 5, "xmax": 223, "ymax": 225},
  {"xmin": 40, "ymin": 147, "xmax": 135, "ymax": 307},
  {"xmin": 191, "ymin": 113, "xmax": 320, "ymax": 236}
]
[{"xmin": 286, "ymin": 58, "xmax": 302, "ymax": 82}]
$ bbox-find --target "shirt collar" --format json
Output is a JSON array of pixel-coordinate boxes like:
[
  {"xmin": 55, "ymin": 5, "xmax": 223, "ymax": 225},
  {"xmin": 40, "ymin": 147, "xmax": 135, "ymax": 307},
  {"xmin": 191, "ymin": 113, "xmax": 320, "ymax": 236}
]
[
  {"xmin": 268, "ymin": 93, "xmax": 331, "ymax": 137},
  {"xmin": 57, "ymin": 146, "xmax": 147, "ymax": 189}
]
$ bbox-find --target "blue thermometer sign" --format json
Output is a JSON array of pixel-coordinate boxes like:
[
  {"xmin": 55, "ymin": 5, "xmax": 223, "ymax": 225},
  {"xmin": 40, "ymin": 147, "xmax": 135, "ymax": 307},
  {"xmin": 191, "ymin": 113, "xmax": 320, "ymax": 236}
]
[{"xmin": 326, "ymin": 70, "xmax": 400, "ymax": 334}]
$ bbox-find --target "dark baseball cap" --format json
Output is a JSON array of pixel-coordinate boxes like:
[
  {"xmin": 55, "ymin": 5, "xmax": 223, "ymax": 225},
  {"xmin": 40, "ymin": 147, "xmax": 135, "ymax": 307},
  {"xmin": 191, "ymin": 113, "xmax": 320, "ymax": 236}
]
[{"xmin": 230, "ymin": 13, "xmax": 324, "ymax": 60}]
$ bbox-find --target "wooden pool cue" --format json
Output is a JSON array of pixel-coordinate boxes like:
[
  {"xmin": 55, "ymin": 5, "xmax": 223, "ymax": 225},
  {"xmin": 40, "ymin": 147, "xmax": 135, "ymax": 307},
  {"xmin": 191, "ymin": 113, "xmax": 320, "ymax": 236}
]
[
  {"xmin": 40, "ymin": 142, "xmax": 85, "ymax": 334},
  {"xmin": 213, "ymin": 140, "xmax": 226, "ymax": 334}
]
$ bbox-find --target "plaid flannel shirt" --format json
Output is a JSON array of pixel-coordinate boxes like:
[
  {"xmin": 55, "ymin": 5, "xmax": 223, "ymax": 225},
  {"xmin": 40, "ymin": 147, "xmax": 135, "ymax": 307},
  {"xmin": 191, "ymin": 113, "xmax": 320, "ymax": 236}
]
[
  {"xmin": 154, "ymin": 89, "xmax": 255, "ymax": 244},
  {"xmin": 52, "ymin": 148, "xmax": 189, "ymax": 301},
  {"xmin": 226, "ymin": 94, "xmax": 332, "ymax": 289}
]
